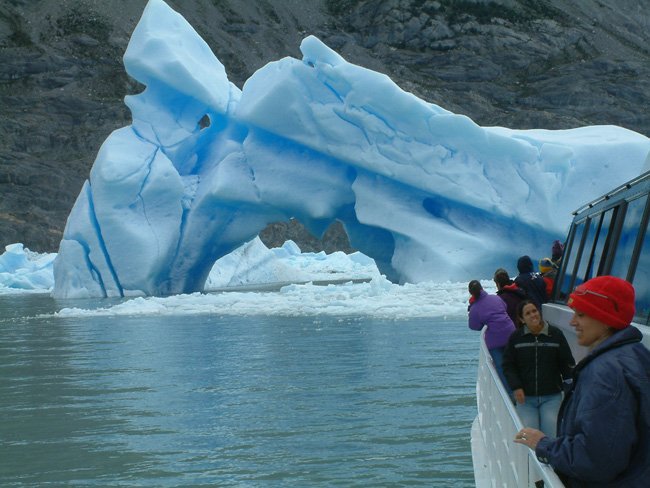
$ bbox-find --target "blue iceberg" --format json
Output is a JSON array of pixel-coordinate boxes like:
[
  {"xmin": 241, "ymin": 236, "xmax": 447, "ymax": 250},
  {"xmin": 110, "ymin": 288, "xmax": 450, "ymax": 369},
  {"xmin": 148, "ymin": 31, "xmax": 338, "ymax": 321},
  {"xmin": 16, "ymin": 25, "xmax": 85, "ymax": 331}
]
[{"xmin": 52, "ymin": 0, "xmax": 650, "ymax": 298}]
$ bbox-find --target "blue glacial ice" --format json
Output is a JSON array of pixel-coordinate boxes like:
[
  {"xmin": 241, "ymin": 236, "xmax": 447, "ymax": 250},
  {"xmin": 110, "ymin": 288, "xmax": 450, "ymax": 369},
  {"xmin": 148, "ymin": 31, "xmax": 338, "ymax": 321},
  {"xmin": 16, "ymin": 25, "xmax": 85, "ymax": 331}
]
[
  {"xmin": 0, "ymin": 244, "xmax": 56, "ymax": 292},
  {"xmin": 52, "ymin": 0, "xmax": 650, "ymax": 298}
]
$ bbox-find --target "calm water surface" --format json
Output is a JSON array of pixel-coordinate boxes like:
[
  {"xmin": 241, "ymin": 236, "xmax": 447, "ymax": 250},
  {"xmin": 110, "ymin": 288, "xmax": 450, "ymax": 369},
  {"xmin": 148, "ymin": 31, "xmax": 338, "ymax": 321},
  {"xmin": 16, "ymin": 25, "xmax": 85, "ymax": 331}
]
[{"xmin": 0, "ymin": 294, "xmax": 477, "ymax": 486}]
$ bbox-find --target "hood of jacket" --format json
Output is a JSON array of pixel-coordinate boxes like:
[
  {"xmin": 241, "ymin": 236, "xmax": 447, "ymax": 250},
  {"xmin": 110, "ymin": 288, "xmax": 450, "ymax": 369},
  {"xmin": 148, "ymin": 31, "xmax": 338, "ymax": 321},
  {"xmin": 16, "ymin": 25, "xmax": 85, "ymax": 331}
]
[{"xmin": 517, "ymin": 255, "xmax": 534, "ymax": 273}]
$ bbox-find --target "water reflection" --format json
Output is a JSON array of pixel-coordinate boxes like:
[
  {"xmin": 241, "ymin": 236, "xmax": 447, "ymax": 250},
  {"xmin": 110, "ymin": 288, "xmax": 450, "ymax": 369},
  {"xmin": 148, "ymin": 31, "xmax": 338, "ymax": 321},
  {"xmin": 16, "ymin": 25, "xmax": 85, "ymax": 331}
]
[{"xmin": 1, "ymin": 295, "xmax": 477, "ymax": 486}]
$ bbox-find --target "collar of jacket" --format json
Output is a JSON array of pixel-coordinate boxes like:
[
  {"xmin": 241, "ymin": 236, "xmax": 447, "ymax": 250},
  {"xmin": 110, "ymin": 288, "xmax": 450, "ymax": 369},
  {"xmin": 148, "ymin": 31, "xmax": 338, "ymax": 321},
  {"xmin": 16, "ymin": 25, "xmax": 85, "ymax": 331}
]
[
  {"xmin": 500, "ymin": 283, "xmax": 526, "ymax": 297},
  {"xmin": 574, "ymin": 326, "xmax": 642, "ymax": 376},
  {"xmin": 522, "ymin": 321, "xmax": 550, "ymax": 336}
]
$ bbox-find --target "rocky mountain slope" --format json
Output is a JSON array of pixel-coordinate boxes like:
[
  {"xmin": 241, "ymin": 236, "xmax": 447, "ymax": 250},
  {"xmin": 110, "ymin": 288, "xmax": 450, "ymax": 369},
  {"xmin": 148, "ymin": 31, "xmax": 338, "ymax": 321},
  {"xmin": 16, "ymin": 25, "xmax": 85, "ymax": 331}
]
[{"xmin": 1, "ymin": 0, "xmax": 649, "ymax": 253}]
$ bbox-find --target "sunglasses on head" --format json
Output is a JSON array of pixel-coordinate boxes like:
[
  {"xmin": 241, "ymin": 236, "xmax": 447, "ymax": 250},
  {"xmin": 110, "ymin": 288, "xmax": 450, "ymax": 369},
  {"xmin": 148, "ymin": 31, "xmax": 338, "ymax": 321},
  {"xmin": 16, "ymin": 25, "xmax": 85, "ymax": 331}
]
[{"xmin": 572, "ymin": 287, "xmax": 619, "ymax": 312}]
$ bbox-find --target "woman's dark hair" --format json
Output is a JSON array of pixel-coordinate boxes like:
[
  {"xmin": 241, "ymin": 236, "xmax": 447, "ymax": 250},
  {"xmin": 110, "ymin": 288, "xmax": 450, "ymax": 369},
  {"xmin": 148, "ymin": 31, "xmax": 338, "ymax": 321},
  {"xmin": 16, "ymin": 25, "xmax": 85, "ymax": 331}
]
[
  {"xmin": 517, "ymin": 299, "xmax": 541, "ymax": 323},
  {"xmin": 468, "ymin": 280, "xmax": 483, "ymax": 299},
  {"xmin": 493, "ymin": 268, "xmax": 511, "ymax": 288}
]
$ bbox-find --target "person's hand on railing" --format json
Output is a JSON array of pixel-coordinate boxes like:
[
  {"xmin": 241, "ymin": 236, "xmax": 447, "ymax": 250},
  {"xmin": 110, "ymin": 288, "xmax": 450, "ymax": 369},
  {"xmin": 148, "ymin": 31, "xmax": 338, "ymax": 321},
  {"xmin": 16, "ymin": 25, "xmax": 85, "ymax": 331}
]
[{"xmin": 514, "ymin": 428, "xmax": 545, "ymax": 450}]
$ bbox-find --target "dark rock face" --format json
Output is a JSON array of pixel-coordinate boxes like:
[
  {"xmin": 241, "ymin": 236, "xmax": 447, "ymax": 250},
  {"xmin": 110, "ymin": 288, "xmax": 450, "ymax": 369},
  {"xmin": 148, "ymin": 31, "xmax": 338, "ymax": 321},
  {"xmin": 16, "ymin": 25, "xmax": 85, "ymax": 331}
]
[
  {"xmin": 333, "ymin": 0, "xmax": 650, "ymax": 132},
  {"xmin": 260, "ymin": 220, "xmax": 356, "ymax": 254},
  {"xmin": 1, "ymin": 0, "xmax": 649, "ymax": 253}
]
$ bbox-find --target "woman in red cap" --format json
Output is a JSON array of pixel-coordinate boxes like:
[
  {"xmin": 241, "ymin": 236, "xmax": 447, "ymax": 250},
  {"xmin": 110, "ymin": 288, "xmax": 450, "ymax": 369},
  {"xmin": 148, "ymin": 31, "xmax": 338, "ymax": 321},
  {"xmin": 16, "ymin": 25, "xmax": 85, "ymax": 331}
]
[{"xmin": 513, "ymin": 276, "xmax": 650, "ymax": 487}]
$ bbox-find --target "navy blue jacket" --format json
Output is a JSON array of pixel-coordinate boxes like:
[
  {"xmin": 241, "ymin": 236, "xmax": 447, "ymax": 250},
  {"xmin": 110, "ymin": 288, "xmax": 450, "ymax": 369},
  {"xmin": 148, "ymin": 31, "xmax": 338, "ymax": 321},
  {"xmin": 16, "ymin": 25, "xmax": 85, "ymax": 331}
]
[
  {"xmin": 536, "ymin": 327, "xmax": 650, "ymax": 487},
  {"xmin": 514, "ymin": 271, "xmax": 547, "ymax": 308}
]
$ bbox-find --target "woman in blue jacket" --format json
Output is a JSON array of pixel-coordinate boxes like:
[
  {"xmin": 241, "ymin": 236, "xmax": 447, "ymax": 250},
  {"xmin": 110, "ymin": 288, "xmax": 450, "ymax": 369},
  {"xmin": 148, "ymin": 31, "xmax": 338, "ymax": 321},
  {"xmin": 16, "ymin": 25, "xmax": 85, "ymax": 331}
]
[{"xmin": 514, "ymin": 276, "xmax": 650, "ymax": 487}]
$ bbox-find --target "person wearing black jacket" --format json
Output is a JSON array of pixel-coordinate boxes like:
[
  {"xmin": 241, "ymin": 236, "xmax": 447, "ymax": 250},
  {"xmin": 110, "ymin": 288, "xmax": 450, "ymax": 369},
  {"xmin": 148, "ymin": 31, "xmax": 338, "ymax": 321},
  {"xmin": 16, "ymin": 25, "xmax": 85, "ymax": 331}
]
[
  {"xmin": 502, "ymin": 299, "xmax": 575, "ymax": 436},
  {"xmin": 514, "ymin": 255, "xmax": 548, "ymax": 308}
]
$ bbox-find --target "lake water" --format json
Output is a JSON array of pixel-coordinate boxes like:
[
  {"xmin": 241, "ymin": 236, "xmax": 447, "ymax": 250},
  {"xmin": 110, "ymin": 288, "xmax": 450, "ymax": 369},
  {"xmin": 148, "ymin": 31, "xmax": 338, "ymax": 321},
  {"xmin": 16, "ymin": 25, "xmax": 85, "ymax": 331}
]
[{"xmin": 0, "ymin": 294, "xmax": 478, "ymax": 486}]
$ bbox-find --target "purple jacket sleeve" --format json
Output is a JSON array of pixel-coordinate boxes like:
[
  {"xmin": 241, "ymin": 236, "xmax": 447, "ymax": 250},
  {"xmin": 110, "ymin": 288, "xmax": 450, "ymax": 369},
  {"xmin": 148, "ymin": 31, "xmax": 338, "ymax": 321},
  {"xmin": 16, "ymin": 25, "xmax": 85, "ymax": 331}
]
[{"xmin": 468, "ymin": 302, "xmax": 483, "ymax": 331}]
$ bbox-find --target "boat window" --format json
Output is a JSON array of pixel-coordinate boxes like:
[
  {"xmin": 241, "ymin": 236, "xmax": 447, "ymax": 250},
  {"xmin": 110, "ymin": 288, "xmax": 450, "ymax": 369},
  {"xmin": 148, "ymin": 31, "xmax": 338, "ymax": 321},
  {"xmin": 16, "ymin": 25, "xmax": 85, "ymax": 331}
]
[
  {"xmin": 574, "ymin": 210, "xmax": 613, "ymax": 286},
  {"xmin": 591, "ymin": 207, "xmax": 615, "ymax": 277},
  {"xmin": 558, "ymin": 171, "xmax": 650, "ymax": 325},
  {"xmin": 557, "ymin": 219, "xmax": 587, "ymax": 301},
  {"xmin": 632, "ymin": 211, "xmax": 650, "ymax": 326},
  {"xmin": 611, "ymin": 195, "xmax": 647, "ymax": 281}
]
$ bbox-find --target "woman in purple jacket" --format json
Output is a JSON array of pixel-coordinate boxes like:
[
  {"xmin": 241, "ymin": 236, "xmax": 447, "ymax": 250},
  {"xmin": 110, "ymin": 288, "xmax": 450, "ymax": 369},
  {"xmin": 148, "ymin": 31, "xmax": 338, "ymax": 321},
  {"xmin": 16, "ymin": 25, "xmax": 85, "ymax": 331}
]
[{"xmin": 468, "ymin": 280, "xmax": 516, "ymax": 390}]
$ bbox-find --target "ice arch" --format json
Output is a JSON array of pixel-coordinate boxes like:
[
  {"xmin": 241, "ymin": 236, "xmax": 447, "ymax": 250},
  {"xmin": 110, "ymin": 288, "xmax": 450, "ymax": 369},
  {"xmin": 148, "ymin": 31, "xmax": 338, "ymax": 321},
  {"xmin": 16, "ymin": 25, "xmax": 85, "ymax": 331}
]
[{"xmin": 52, "ymin": 0, "xmax": 650, "ymax": 298}]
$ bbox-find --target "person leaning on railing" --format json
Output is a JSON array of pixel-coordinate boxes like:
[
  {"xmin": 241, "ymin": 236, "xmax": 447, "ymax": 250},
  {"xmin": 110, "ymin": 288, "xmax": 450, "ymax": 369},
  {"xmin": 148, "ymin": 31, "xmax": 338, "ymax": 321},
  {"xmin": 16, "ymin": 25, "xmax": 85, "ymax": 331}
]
[
  {"xmin": 502, "ymin": 299, "xmax": 575, "ymax": 436},
  {"xmin": 467, "ymin": 279, "xmax": 516, "ymax": 391},
  {"xmin": 514, "ymin": 276, "xmax": 650, "ymax": 487}
]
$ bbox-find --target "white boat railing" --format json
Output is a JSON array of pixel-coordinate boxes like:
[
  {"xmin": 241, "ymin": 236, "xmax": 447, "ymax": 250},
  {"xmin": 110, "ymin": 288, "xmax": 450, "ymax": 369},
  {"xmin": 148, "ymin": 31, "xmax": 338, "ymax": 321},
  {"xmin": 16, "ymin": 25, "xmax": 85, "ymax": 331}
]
[{"xmin": 472, "ymin": 327, "xmax": 565, "ymax": 488}]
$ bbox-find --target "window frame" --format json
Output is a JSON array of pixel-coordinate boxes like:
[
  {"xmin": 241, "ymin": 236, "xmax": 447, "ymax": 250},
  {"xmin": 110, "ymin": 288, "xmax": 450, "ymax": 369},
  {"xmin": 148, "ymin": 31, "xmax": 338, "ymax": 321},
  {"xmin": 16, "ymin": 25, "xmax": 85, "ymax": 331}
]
[{"xmin": 553, "ymin": 171, "xmax": 650, "ymax": 326}]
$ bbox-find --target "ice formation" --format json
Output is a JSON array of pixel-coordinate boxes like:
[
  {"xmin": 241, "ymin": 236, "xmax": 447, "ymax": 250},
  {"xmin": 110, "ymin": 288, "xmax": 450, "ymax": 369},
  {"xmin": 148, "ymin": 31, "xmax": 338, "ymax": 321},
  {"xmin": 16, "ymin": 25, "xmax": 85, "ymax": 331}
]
[{"xmin": 52, "ymin": 0, "xmax": 650, "ymax": 298}]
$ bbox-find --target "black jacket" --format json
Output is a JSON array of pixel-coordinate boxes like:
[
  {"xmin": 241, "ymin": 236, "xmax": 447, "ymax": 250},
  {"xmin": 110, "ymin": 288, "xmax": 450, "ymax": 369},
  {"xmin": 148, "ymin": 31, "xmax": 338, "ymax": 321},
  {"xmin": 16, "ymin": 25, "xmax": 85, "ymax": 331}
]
[
  {"xmin": 502, "ymin": 323, "xmax": 575, "ymax": 396},
  {"xmin": 514, "ymin": 271, "xmax": 548, "ymax": 308}
]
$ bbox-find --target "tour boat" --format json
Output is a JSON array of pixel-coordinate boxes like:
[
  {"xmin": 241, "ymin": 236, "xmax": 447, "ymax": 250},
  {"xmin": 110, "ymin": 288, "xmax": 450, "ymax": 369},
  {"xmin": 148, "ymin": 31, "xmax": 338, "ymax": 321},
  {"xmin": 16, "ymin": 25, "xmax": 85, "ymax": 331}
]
[{"xmin": 471, "ymin": 170, "xmax": 650, "ymax": 487}]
